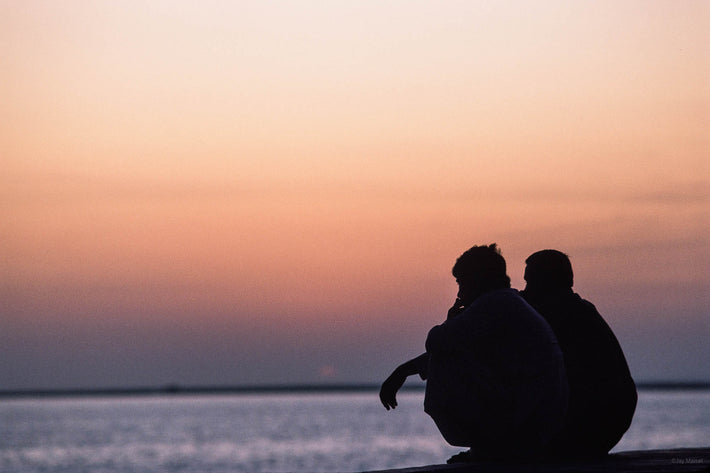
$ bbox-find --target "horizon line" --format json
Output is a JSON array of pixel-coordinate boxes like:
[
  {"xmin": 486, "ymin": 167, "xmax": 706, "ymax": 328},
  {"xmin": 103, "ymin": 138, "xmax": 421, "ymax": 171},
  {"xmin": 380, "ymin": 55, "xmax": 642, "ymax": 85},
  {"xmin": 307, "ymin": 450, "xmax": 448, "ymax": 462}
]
[{"xmin": 1, "ymin": 381, "xmax": 709, "ymax": 400}]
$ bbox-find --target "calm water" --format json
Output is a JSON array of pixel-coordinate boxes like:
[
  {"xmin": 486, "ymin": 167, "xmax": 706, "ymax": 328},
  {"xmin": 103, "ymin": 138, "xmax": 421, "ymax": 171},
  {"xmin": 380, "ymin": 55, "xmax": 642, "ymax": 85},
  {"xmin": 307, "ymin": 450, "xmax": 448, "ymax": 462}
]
[{"xmin": 1, "ymin": 389, "xmax": 708, "ymax": 473}]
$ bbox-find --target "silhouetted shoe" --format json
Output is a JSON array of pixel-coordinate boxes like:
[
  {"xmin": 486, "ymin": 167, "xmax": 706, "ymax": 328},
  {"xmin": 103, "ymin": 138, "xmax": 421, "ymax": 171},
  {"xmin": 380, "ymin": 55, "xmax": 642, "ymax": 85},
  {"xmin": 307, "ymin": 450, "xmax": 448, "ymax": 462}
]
[{"xmin": 447, "ymin": 450, "xmax": 478, "ymax": 464}]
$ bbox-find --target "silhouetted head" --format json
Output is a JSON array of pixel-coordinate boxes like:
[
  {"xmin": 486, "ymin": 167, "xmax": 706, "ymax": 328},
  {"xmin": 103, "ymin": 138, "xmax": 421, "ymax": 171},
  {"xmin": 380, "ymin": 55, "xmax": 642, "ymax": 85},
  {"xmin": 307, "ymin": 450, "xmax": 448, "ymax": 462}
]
[
  {"xmin": 524, "ymin": 249, "xmax": 574, "ymax": 292},
  {"xmin": 452, "ymin": 244, "xmax": 511, "ymax": 304}
]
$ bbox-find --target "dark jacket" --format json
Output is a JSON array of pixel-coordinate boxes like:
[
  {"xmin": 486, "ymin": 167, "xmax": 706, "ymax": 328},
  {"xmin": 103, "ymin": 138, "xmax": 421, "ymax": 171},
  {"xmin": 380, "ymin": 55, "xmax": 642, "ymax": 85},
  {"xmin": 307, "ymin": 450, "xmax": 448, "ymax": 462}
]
[
  {"xmin": 424, "ymin": 289, "xmax": 568, "ymax": 459},
  {"xmin": 521, "ymin": 288, "xmax": 637, "ymax": 457}
]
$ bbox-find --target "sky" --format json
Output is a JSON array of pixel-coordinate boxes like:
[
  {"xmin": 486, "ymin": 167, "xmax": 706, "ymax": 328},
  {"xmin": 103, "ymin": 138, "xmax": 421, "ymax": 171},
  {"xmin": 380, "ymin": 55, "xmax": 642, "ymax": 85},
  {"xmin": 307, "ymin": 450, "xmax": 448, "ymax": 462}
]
[{"xmin": 1, "ymin": 1, "xmax": 708, "ymax": 390}]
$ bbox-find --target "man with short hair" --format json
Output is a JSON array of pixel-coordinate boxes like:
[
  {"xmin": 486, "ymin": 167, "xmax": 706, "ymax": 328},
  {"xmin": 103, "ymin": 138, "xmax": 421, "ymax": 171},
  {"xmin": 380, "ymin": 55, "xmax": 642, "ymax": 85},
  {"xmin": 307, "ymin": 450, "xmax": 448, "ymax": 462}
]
[
  {"xmin": 380, "ymin": 244, "xmax": 568, "ymax": 461},
  {"xmin": 520, "ymin": 249, "xmax": 637, "ymax": 458}
]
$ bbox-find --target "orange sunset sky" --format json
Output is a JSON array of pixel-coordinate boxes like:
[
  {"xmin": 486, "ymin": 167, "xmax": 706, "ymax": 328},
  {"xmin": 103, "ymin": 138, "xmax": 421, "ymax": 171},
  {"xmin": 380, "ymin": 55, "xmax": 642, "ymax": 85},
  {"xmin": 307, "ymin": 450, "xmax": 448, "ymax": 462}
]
[{"xmin": 2, "ymin": 1, "xmax": 708, "ymax": 390}]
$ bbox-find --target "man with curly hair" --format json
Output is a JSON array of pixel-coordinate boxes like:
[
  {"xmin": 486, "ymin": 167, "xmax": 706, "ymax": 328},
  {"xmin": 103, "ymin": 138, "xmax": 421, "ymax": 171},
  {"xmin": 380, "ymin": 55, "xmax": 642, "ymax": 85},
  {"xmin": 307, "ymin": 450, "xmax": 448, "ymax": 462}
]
[{"xmin": 380, "ymin": 244, "xmax": 568, "ymax": 462}]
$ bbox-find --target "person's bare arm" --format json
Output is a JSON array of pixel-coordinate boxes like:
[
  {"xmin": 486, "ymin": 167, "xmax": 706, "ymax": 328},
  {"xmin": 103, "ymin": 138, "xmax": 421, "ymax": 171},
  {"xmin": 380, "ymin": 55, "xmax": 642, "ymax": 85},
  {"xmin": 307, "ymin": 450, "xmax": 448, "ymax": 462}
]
[
  {"xmin": 381, "ymin": 299, "xmax": 467, "ymax": 410},
  {"xmin": 379, "ymin": 353, "xmax": 429, "ymax": 410}
]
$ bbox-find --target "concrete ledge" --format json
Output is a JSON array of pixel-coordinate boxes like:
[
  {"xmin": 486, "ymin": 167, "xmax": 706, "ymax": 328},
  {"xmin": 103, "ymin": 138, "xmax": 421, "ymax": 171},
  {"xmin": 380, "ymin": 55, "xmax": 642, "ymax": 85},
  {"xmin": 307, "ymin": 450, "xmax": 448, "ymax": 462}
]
[{"xmin": 362, "ymin": 447, "xmax": 710, "ymax": 473}]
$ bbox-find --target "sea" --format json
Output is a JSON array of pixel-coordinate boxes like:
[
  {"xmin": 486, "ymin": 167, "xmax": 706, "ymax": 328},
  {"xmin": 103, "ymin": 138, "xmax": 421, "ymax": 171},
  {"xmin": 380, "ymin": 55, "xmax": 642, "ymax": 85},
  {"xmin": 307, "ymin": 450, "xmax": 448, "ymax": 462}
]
[{"xmin": 1, "ymin": 388, "xmax": 708, "ymax": 473}]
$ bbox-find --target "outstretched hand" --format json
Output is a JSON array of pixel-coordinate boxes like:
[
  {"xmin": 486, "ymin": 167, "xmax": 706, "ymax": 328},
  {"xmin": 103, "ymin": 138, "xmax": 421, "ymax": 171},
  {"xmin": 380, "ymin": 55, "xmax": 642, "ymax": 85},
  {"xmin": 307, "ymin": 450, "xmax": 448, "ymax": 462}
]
[{"xmin": 379, "ymin": 369, "xmax": 406, "ymax": 410}]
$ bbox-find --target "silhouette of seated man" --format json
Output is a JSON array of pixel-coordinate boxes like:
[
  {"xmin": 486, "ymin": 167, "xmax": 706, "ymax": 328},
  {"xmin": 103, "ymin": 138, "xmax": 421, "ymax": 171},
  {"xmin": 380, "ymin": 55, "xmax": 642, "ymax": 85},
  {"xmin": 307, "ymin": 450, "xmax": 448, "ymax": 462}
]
[
  {"xmin": 520, "ymin": 249, "xmax": 637, "ymax": 458},
  {"xmin": 380, "ymin": 244, "xmax": 568, "ymax": 462}
]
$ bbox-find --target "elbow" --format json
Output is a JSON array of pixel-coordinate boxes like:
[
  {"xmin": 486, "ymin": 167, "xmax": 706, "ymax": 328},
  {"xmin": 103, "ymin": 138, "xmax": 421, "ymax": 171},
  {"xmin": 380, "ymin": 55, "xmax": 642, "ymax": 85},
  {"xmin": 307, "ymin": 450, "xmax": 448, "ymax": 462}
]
[{"xmin": 425, "ymin": 325, "xmax": 445, "ymax": 352}]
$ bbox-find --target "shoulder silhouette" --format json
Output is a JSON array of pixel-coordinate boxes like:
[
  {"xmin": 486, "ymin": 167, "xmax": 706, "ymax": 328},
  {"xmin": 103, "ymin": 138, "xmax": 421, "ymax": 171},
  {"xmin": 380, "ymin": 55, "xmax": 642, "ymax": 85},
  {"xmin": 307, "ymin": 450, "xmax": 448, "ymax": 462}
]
[
  {"xmin": 381, "ymin": 244, "xmax": 568, "ymax": 462},
  {"xmin": 521, "ymin": 249, "xmax": 637, "ymax": 458}
]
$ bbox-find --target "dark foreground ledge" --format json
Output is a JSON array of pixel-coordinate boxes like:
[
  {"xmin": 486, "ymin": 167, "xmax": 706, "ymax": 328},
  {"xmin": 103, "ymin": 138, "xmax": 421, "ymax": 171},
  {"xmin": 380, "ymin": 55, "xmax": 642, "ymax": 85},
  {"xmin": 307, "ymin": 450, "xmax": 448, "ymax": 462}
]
[{"xmin": 362, "ymin": 447, "xmax": 710, "ymax": 473}]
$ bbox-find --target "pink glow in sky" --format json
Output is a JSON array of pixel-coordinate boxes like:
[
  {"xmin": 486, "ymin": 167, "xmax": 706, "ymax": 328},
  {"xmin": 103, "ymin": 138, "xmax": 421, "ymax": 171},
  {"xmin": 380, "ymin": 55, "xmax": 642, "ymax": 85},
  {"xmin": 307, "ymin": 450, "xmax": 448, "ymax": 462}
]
[{"xmin": 1, "ymin": 1, "xmax": 708, "ymax": 389}]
